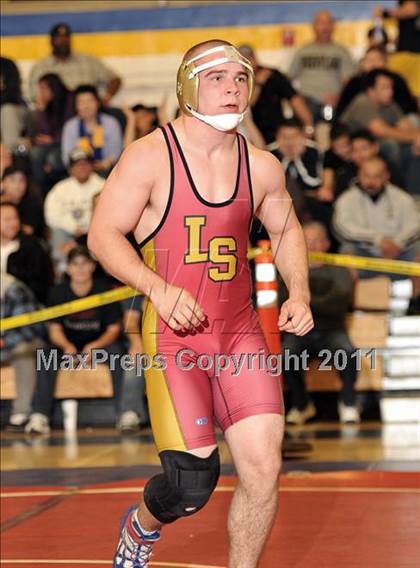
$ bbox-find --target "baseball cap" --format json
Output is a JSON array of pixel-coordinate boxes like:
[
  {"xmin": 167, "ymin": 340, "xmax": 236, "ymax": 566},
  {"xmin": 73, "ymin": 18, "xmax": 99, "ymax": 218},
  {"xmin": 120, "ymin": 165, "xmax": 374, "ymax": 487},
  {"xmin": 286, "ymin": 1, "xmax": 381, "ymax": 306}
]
[{"xmin": 68, "ymin": 148, "xmax": 93, "ymax": 166}]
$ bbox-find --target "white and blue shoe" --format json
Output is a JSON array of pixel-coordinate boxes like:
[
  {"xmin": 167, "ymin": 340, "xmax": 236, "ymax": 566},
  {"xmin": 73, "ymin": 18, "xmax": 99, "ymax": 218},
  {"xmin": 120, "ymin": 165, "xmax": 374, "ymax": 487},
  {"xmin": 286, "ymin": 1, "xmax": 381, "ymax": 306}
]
[{"xmin": 113, "ymin": 505, "xmax": 160, "ymax": 568}]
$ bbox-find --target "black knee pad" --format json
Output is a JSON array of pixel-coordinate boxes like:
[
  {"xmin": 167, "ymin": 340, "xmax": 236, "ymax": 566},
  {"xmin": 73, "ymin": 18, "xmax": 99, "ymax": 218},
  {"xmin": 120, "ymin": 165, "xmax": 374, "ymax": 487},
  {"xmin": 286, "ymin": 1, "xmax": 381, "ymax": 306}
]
[{"xmin": 143, "ymin": 448, "xmax": 220, "ymax": 524}]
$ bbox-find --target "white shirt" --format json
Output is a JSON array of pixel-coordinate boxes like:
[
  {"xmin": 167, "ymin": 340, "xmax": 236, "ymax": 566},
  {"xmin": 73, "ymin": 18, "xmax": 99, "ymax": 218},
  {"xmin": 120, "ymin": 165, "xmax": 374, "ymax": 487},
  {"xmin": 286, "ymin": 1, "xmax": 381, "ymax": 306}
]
[{"xmin": 44, "ymin": 173, "xmax": 104, "ymax": 235}]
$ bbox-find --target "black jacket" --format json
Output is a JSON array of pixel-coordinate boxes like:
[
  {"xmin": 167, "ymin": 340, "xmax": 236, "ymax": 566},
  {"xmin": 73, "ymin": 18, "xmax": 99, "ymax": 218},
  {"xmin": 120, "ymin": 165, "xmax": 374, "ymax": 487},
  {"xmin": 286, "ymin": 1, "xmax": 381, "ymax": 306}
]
[{"xmin": 6, "ymin": 234, "xmax": 54, "ymax": 304}]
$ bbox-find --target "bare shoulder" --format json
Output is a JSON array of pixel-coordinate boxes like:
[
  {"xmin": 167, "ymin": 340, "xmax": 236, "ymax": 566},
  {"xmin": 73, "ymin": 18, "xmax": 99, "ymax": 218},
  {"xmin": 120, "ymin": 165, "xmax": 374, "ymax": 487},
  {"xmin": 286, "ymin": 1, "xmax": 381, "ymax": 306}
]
[
  {"xmin": 246, "ymin": 142, "xmax": 286, "ymax": 195},
  {"xmin": 113, "ymin": 128, "xmax": 166, "ymax": 182},
  {"xmin": 91, "ymin": 129, "xmax": 168, "ymax": 234}
]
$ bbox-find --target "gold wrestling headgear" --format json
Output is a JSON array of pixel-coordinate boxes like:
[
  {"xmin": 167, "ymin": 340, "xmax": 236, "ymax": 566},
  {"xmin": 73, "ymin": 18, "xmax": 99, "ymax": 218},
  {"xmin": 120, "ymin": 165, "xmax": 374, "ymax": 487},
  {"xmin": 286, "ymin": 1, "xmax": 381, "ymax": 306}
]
[{"xmin": 176, "ymin": 44, "xmax": 254, "ymax": 131}]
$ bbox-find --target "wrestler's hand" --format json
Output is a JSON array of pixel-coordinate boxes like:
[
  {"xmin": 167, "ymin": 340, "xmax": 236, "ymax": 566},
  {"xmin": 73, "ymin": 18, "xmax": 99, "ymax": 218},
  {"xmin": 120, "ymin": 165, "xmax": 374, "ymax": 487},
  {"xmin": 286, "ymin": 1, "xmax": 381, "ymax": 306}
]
[
  {"xmin": 150, "ymin": 283, "xmax": 206, "ymax": 331},
  {"xmin": 278, "ymin": 299, "xmax": 314, "ymax": 336}
]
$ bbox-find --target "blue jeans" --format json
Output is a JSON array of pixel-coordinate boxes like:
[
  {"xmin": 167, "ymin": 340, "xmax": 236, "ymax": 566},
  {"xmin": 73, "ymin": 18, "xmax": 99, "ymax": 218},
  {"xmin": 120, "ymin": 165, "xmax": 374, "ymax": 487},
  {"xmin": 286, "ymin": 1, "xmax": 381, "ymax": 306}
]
[{"xmin": 120, "ymin": 366, "xmax": 149, "ymax": 423}]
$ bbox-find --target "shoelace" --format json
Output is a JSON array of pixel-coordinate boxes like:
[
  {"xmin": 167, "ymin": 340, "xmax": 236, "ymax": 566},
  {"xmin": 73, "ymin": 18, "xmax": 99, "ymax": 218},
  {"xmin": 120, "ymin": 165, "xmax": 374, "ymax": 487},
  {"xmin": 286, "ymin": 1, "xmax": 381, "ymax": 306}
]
[
  {"xmin": 137, "ymin": 543, "xmax": 153, "ymax": 563},
  {"xmin": 122, "ymin": 527, "xmax": 154, "ymax": 565}
]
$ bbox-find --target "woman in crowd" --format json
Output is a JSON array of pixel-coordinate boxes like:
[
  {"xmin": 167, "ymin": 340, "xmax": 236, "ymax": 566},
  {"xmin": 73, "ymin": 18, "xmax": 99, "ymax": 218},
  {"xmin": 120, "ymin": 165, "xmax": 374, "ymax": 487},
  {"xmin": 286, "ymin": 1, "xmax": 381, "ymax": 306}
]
[
  {"xmin": 0, "ymin": 202, "xmax": 53, "ymax": 304},
  {"xmin": 30, "ymin": 73, "xmax": 74, "ymax": 192},
  {"xmin": 1, "ymin": 165, "xmax": 45, "ymax": 237},
  {"xmin": 61, "ymin": 85, "xmax": 123, "ymax": 177}
]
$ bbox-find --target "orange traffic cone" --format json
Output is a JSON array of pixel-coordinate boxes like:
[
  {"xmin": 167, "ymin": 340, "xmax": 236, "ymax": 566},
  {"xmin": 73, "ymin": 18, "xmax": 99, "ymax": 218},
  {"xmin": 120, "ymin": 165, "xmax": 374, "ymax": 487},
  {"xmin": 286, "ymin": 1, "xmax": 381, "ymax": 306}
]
[{"xmin": 254, "ymin": 240, "xmax": 281, "ymax": 354}]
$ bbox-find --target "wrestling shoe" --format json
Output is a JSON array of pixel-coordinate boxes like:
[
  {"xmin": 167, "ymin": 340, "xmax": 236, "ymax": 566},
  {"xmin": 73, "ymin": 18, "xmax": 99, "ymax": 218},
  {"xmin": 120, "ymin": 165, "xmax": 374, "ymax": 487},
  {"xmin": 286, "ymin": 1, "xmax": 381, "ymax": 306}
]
[{"xmin": 113, "ymin": 505, "xmax": 160, "ymax": 568}]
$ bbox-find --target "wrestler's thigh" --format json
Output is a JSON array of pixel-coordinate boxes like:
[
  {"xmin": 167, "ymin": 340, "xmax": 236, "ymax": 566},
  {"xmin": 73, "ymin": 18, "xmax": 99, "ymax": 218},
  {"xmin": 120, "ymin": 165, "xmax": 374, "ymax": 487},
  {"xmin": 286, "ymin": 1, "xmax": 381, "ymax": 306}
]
[
  {"xmin": 145, "ymin": 353, "xmax": 216, "ymax": 452},
  {"xmin": 212, "ymin": 333, "xmax": 284, "ymax": 432}
]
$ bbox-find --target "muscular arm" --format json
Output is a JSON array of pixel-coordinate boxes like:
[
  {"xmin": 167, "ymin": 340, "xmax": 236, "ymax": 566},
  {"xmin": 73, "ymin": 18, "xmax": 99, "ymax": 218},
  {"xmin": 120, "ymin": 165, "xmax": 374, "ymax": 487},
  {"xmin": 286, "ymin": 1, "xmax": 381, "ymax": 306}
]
[
  {"xmin": 88, "ymin": 138, "xmax": 162, "ymax": 297},
  {"xmin": 88, "ymin": 134, "xmax": 205, "ymax": 331},
  {"xmin": 251, "ymin": 150, "xmax": 313, "ymax": 335}
]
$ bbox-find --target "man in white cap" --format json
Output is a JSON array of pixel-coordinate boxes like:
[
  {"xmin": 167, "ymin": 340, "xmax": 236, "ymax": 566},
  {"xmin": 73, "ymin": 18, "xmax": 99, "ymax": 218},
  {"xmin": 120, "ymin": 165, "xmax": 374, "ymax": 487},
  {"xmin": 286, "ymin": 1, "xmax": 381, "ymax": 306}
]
[{"xmin": 89, "ymin": 39, "xmax": 313, "ymax": 568}]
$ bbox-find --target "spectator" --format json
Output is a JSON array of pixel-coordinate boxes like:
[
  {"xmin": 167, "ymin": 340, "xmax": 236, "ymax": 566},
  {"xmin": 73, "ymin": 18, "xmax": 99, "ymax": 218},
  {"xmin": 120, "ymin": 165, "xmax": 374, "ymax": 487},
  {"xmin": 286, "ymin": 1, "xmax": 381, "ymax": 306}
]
[
  {"xmin": 407, "ymin": 253, "xmax": 420, "ymax": 314},
  {"xmin": 28, "ymin": 23, "xmax": 121, "ymax": 104},
  {"xmin": 25, "ymin": 246, "xmax": 124, "ymax": 435},
  {"xmin": 282, "ymin": 221, "xmax": 359, "ymax": 425},
  {"xmin": 340, "ymin": 69, "xmax": 420, "ymax": 168},
  {"xmin": 289, "ymin": 10, "xmax": 355, "ymax": 122},
  {"xmin": 333, "ymin": 157, "xmax": 420, "ymax": 277},
  {"xmin": 238, "ymin": 44, "xmax": 313, "ymax": 143},
  {"xmin": 61, "ymin": 85, "xmax": 123, "ymax": 176},
  {"xmin": 273, "ymin": 118, "xmax": 323, "ymax": 193},
  {"xmin": 1, "ymin": 273, "xmax": 44, "ymax": 430},
  {"xmin": 366, "ymin": 21, "xmax": 390, "ymax": 50},
  {"xmin": 123, "ymin": 104, "xmax": 160, "ymax": 147},
  {"xmin": 117, "ymin": 295, "xmax": 150, "ymax": 433},
  {"xmin": 0, "ymin": 57, "xmax": 28, "ymax": 151},
  {"xmin": 272, "ymin": 119, "xmax": 336, "ymax": 232},
  {"xmin": 335, "ymin": 46, "xmax": 418, "ymax": 121},
  {"xmin": 375, "ymin": 1, "xmax": 420, "ymax": 54},
  {"xmin": 350, "ymin": 129, "xmax": 405, "ymax": 188},
  {"xmin": 0, "ymin": 202, "xmax": 53, "ymax": 303},
  {"xmin": 1, "ymin": 165, "xmax": 45, "ymax": 237},
  {"xmin": 321, "ymin": 123, "xmax": 353, "ymax": 198},
  {"xmin": 45, "ymin": 148, "xmax": 104, "ymax": 269},
  {"xmin": 0, "ymin": 143, "xmax": 13, "ymax": 178},
  {"xmin": 29, "ymin": 73, "xmax": 74, "ymax": 192}
]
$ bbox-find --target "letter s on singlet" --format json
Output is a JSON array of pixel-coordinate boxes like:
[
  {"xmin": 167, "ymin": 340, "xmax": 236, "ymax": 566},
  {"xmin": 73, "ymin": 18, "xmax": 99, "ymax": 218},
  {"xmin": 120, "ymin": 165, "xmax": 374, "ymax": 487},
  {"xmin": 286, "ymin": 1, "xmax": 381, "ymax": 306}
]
[{"xmin": 184, "ymin": 215, "xmax": 238, "ymax": 282}]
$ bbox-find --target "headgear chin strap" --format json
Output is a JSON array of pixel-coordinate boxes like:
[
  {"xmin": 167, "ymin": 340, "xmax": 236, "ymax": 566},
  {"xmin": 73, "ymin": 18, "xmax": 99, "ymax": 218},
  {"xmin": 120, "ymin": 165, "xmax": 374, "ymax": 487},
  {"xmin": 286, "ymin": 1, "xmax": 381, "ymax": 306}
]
[{"xmin": 177, "ymin": 44, "xmax": 254, "ymax": 131}]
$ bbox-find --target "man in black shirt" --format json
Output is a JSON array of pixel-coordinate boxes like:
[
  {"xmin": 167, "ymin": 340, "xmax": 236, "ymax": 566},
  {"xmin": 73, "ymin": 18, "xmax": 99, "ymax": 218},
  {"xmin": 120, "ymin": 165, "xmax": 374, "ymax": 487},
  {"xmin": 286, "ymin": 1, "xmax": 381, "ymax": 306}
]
[
  {"xmin": 238, "ymin": 45, "xmax": 313, "ymax": 143},
  {"xmin": 335, "ymin": 46, "xmax": 418, "ymax": 120},
  {"xmin": 272, "ymin": 118, "xmax": 337, "ymax": 238},
  {"xmin": 26, "ymin": 246, "xmax": 124, "ymax": 435},
  {"xmin": 282, "ymin": 221, "xmax": 359, "ymax": 425},
  {"xmin": 322, "ymin": 123, "xmax": 354, "ymax": 198}
]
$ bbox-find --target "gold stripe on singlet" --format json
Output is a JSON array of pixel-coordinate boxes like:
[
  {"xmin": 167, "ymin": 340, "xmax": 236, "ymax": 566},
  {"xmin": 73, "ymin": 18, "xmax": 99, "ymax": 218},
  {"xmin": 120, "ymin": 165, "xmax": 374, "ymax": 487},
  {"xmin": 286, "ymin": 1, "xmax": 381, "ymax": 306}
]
[{"xmin": 141, "ymin": 239, "xmax": 187, "ymax": 452}]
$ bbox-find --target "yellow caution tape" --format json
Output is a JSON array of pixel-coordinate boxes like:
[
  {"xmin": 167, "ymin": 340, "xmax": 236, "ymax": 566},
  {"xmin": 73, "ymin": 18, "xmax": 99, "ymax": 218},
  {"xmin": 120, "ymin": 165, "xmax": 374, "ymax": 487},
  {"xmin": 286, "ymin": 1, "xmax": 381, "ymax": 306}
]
[
  {"xmin": 248, "ymin": 248, "xmax": 420, "ymax": 276},
  {"xmin": 0, "ymin": 286, "xmax": 139, "ymax": 332},
  {"xmin": 1, "ymin": 251, "xmax": 419, "ymax": 331},
  {"xmin": 308, "ymin": 252, "xmax": 420, "ymax": 276}
]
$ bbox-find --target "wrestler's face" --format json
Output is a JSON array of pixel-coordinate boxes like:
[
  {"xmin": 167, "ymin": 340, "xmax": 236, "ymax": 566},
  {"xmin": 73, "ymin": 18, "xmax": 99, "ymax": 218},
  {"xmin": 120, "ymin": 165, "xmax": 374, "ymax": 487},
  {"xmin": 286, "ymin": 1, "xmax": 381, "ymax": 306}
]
[{"xmin": 198, "ymin": 62, "xmax": 249, "ymax": 116}]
